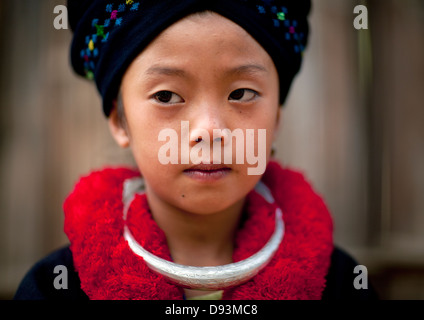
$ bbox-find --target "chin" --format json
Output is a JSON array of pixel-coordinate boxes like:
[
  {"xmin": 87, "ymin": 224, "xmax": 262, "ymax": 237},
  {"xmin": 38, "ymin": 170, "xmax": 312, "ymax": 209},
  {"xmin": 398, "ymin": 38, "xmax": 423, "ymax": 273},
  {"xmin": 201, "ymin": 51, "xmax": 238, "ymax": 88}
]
[{"xmin": 176, "ymin": 193, "xmax": 245, "ymax": 216}]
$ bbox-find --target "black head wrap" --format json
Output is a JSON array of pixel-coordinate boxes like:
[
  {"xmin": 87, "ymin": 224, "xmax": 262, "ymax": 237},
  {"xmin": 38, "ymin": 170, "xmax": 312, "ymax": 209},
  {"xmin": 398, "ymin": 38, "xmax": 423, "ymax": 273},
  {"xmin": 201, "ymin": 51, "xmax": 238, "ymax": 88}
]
[{"xmin": 68, "ymin": 0, "xmax": 311, "ymax": 116}]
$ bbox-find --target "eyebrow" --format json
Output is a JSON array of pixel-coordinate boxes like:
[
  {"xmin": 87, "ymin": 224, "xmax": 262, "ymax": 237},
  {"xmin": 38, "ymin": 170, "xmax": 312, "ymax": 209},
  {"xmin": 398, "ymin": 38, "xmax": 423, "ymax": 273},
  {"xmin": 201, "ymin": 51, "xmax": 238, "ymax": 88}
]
[
  {"xmin": 144, "ymin": 64, "xmax": 268, "ymax": 78},
  {"xmin": 145, "ymin": 65, "xmax": 187, "ymax": 78},
  {"xmin": 226, "ymin": 64, "xmax": 268, "ymax": 76}
]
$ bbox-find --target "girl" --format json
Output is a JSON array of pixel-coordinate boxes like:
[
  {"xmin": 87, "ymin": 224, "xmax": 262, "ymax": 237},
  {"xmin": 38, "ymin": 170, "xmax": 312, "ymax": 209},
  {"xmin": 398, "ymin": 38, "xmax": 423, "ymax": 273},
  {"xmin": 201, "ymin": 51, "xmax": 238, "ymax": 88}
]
[{"xmin": 15, "ymin": 0, "xmax": 377, "ymax": 300}]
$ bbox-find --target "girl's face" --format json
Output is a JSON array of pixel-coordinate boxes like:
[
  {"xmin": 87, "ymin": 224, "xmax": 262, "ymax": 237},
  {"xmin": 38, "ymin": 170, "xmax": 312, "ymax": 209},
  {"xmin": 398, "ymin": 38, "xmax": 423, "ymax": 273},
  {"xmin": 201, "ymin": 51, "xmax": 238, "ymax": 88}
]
[{"xmin": 109, "ymin": 12, "xmax": 280, "ymax": 215}]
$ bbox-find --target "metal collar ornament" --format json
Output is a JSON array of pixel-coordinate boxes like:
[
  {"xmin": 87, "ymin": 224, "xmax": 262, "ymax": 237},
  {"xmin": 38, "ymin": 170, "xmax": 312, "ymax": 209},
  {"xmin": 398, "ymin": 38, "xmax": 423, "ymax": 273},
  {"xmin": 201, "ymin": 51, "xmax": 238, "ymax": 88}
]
[{"xmin": 122, "ymin": 177, "xmax": 285, "ymax": 290}]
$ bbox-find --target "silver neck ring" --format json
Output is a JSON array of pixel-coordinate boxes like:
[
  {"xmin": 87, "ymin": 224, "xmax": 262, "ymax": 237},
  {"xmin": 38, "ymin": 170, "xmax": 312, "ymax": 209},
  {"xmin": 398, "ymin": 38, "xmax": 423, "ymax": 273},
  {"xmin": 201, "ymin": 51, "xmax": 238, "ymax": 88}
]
[{"xmin": 122, "ymin": 178, "xmax": 284, "ymax": 291}]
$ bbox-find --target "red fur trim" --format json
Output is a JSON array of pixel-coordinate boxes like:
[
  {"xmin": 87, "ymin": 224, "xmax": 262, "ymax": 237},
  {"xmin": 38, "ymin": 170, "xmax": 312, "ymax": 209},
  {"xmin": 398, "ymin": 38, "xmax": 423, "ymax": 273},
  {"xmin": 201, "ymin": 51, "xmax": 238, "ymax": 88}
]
[{"xmin": 64, "ymin": 162, "xmax": 333, "ymax": 300}]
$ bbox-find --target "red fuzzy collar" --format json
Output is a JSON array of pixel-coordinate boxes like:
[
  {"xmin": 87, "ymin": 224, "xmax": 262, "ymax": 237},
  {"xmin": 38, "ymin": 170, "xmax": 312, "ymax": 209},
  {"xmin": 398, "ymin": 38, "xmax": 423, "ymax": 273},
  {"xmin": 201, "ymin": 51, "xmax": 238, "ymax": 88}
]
[{"xmin": 64, "ymin": 161, "xmax": 333, "ymax": 300}]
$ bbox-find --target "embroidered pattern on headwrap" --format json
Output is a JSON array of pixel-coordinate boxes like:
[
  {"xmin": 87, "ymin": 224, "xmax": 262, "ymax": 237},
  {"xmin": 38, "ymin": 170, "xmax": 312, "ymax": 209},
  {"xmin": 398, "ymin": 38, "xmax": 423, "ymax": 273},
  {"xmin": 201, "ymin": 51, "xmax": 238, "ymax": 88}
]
[
  {"xmin": 80, "ymin": 1, "xmax": 140, "ymax": 79},
  {"xmin": 256, "ymin": 1, "xmax": 306, "ymax": 54}
]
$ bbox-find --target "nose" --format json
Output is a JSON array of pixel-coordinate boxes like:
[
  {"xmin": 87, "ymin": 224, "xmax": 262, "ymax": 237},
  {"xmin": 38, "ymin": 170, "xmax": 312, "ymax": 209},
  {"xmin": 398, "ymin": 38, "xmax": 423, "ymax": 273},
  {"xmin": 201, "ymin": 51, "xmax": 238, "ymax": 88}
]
[{"xmin": 189, "ymin": 104, "xmax": 228, "ymax": 147}]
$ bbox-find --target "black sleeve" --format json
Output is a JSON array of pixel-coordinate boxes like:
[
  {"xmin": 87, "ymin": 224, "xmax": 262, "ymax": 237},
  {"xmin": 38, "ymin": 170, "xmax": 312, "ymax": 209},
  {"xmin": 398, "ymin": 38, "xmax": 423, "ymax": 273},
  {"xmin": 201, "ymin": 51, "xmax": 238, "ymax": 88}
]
[
  {"xmin": 13, "ymin": 246, "xmax": 89, "ymax": 300},
  {"xmin": 321, "ymin": 246, "xmax": 379, "ymax": 300}
]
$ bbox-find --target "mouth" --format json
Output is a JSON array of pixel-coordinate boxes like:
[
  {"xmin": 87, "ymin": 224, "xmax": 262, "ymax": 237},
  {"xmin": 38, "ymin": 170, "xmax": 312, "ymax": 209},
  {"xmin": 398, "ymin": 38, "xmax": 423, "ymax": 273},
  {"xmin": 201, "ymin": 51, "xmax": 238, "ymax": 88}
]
[{"xmin": 183, "ymin": 164, "xmax": 232, "ymax": 182}]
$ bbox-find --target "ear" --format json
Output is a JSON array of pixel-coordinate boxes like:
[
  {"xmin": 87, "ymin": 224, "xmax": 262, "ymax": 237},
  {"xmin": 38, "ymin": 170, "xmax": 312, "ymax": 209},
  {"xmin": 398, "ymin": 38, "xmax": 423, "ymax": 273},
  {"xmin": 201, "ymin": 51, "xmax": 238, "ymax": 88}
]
[{"xmin": 108, "ymin": 101, "xmax": 130, "ymax": 148}]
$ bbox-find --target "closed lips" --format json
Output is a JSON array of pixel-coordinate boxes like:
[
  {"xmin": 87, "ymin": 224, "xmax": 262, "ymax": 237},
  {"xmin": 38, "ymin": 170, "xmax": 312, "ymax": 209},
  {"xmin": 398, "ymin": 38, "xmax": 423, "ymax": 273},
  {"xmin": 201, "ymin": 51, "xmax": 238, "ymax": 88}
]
[{"xmin": 184, "ymin": 164, "xmax": 231, "ymax": 172}]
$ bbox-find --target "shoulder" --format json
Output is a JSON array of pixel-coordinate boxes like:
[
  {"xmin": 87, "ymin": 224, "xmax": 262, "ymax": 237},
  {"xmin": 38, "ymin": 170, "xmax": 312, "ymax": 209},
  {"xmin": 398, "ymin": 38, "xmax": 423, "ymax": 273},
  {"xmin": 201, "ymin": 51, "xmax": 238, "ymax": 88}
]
[
  {"xmin": 13, "ymin": 246, "xmax": 88, "ymax": 300},
  {"xmin": 322, "ymin": 246, "xmax": 379, "ymax": 300}
]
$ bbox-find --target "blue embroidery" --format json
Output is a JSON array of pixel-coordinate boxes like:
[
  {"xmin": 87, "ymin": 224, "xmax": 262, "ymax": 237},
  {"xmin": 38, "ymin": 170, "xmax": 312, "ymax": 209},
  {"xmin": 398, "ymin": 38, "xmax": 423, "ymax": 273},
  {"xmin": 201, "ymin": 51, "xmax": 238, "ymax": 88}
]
[
  {"xmin": 130, "ymin": 3, "xmax": 140, "ymax": 11},
  {"xmin": 102, "ymin": 32, "xmax": 110, "ymax": 42},
  {"xmin": 106, "ymin": 4, "xmax": 113, "ymax": 13},
  {"xmin": 118, "ymin": 4, "xmax": 126, "ymax": 12},
  {"xmin": 115, "ymin": 17, "xmax": 123, "ymax": 26},
  {"xmin": 257, "ymin": 5, "xmax": 266, "ymax": 14}
]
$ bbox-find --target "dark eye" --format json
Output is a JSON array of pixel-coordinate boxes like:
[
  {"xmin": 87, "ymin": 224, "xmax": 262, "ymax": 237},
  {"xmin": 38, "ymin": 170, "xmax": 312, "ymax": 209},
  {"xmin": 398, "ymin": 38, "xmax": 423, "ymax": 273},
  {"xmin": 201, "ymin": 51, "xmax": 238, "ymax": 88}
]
[
  {"xmin": 228, "ymin": 89, "xmax": 258, "ymax": 102},
  {"xmin": 153, "ymin": 91, "xmax": 184, "ymax": 104}
]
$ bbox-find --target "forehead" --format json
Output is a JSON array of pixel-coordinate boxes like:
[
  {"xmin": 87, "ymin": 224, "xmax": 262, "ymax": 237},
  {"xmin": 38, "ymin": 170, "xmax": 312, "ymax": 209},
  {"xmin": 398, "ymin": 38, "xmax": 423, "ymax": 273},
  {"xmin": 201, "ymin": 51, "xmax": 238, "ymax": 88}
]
[{"xmin": 125, "ymin": 12, "xmax": 275, "ymax": 75}]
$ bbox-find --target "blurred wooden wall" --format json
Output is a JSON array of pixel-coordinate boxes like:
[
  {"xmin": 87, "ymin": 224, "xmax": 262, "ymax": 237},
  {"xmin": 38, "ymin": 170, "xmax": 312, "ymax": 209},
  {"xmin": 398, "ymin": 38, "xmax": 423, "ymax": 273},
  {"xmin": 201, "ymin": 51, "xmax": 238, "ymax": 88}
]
[
  {"xmin": 279, "ymin": 0, "xmax": 424, "ymax": 299},
  {"xmin": 0, "ymin": 0, "xmax": 135, "ymax": 298},
  {"xmin": 0, "ymin": 0, "xmax": 423, "ymax": 299}
]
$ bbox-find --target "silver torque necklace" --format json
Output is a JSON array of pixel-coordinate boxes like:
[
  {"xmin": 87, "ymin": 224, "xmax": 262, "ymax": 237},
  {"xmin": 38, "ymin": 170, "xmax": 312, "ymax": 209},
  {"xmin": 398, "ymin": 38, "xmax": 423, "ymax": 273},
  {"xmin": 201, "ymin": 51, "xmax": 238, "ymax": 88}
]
[{"xmin": 122, "ymin": 177, "xmax": 285, "ymax": 291}]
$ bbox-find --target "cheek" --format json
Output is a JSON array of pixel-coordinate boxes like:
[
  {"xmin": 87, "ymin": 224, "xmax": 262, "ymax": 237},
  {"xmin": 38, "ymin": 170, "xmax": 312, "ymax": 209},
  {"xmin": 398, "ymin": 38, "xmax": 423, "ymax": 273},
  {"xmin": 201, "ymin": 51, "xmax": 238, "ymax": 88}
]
[
  {"xmin": 125, "ymin": 114, "xmax": 164, "ymax": 169},
  {"xmin": 249, "ymin": 107, "xmax": 279, "ymax": 146}
]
